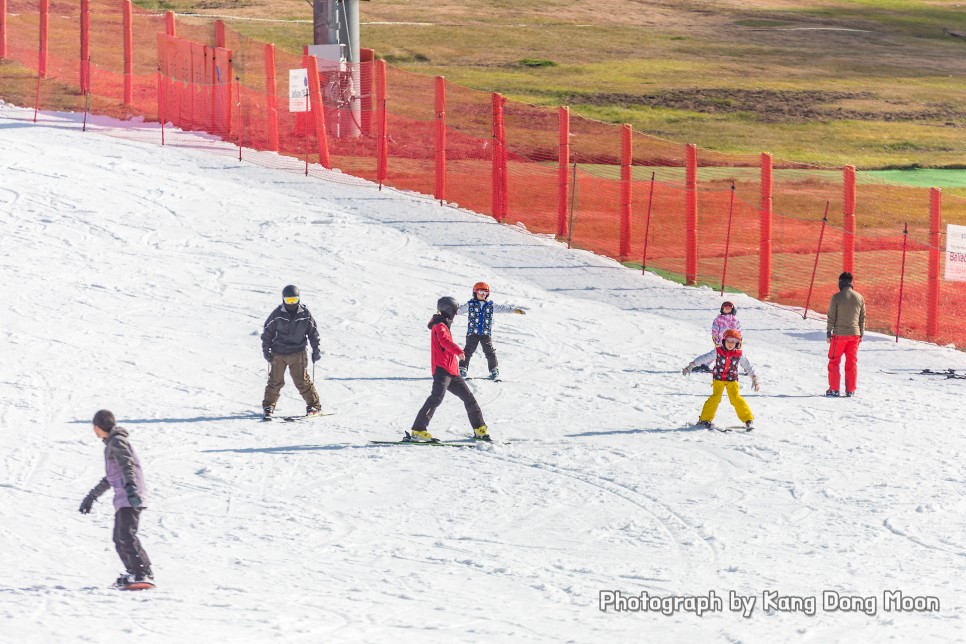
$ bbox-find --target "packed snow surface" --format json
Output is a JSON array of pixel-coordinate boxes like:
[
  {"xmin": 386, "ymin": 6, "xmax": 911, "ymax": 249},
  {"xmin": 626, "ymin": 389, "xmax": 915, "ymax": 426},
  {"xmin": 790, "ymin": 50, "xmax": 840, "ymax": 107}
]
[{"xmin": 1, "ymin": 104, "xmax": 964, "ymax": 642}]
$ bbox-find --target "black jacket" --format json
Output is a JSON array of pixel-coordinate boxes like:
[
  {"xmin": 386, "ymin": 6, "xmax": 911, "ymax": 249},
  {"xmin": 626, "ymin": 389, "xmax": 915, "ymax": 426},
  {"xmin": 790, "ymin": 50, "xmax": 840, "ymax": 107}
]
[{"xmin": 261, "ymin": 304, "xmax": 321, "ymax": 356}]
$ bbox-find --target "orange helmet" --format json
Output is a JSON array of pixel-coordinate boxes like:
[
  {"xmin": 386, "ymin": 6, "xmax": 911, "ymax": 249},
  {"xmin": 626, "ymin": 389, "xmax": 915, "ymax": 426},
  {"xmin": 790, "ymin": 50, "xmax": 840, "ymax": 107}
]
[
  {"xmin": 473, "ymin": 282, "xmax": 490, "ymax": 299},
  {"xmin": 722, "ymin": 328, "xmax": 742, "ymax": 348}
]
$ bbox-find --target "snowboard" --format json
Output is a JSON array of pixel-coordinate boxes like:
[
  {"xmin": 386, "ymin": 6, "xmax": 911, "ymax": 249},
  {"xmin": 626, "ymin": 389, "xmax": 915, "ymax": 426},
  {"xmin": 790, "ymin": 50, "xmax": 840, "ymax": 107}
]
[{"xmin": 116, "ymin": 581, "xmax": 155, "ymax": 591}]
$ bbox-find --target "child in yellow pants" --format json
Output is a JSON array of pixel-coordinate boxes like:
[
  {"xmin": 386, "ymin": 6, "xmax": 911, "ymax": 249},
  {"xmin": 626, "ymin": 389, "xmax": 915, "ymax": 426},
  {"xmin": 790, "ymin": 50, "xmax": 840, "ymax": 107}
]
[{"xmin": 683, "ymin": 329, "xmax": 761, "ymax": 431}]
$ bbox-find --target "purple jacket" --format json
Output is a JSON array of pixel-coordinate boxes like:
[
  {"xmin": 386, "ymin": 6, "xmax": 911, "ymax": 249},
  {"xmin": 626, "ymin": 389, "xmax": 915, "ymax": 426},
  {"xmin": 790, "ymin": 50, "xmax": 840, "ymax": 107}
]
[{"xmin": 88, "ymin": 427, "xmax": 147, "ymax": 512}]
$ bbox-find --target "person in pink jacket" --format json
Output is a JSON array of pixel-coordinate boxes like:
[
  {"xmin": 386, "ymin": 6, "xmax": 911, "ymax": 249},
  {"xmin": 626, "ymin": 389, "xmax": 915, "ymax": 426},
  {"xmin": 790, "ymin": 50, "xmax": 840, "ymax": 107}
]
[{"xmin": 711, "ymin": 301, "xmax": 741, "ymax": 348}]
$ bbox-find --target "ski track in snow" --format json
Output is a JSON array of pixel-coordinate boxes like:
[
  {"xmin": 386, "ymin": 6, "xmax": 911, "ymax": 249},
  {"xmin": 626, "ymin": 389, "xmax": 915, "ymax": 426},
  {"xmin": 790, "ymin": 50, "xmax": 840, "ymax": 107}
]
[{"xmin": 1, "ymin": 104, "xmax": 965, "ymax": 642}]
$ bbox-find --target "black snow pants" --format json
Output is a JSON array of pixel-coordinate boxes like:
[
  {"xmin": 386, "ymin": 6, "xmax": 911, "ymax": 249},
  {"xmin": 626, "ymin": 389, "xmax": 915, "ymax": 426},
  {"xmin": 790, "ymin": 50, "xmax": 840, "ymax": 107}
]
[
  {"xmin": 113, "ymin": 507, "xmax": 152, "ymax": 575},
  {"xmin": 412, "ymin": 367, "xmax": 485, "ymax": 431},
  {"xmin": 459, "ymin": 334, "xmax": 498, "ymax": 372}
]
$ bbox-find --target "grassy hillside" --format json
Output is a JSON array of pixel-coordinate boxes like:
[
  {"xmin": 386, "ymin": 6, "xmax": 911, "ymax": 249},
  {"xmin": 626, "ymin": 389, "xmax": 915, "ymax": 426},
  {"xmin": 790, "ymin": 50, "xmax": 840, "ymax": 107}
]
[{"xmin": 134, "ymin": 1, "xmax": 966, "ymax": 169}]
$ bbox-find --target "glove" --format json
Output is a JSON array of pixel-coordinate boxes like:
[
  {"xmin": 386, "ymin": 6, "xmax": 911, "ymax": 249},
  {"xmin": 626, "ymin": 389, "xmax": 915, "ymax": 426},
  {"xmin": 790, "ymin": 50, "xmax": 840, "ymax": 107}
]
[
  {"xmin": 125, "ymin": 483, "xmax": 142, "ymax": 509},
  {"xmin": 263, "ymin": 348, "xmax": 272, "ymax": 362},
  {"xmin": 682, "ymin": 362, "xmax": 695, "ymax": 376},
  {"xmin": 514, "ymin": 308, "xmax": 526, "ymax": 315},
  {"xmin": 311, "ymin": 349, "xmax": 321, "ymax": 363},
  {"xmin": 751, "ymin": 375, "xmax": 761, "ymax": 392},
  {"xmin": 79, "ymin": 493, "xmax": 96, "ymax": 514}
]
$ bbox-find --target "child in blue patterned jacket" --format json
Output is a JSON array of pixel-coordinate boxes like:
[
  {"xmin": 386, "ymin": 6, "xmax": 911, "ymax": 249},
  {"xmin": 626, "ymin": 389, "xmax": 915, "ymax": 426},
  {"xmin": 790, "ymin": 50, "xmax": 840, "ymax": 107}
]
[{"xmin": 457, "ymin": 281, "xmax": 526, "ymax": 379}]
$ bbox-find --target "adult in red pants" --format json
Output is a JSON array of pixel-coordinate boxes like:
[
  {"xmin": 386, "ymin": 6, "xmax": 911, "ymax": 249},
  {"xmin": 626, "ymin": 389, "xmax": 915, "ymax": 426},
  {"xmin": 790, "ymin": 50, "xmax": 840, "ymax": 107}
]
[{"xmin": 826, "ymin": 272, "xmax": 866, "ymax": 397}]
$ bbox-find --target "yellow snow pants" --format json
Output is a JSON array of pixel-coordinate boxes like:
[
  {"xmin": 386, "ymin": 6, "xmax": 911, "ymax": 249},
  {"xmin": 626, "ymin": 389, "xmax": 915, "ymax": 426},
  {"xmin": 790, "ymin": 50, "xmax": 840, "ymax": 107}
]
[{"xmin": 699, "ymin": 380, "xmax": 753, "ymax": 424}]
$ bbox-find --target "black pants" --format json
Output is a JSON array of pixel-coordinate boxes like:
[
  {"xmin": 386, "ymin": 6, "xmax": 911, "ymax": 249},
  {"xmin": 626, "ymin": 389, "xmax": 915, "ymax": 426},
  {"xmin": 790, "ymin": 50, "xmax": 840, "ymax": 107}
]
[
  {"xmin": 113, "ymin": 507, "xmax": 152, "ymax": 575},
  {"xmin": 413, "ymin": 367, "xmax": 485, "ymax": 431},
  {"xmin": 460, "ymin": 334, "xmax": 497, "ymax": 372}
]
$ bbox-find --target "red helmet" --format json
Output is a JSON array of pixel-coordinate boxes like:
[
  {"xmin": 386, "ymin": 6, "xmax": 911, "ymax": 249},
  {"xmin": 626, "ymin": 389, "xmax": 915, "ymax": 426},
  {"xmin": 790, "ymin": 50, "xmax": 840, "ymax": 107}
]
[
  {"xmin": 473, "ymin": 282, "xmax": 490, "ymax": 299},
  {"xmin": 722, "ymin": 328, "xmax": 742, "ymax": 348}
]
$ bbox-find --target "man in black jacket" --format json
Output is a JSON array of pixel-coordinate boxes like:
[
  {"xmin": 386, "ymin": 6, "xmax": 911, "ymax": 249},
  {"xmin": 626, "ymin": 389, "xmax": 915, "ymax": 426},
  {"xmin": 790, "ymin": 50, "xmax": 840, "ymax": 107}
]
[{"xmin": 261, "ymin": 285, "xmax": 322, "ymax": 418}]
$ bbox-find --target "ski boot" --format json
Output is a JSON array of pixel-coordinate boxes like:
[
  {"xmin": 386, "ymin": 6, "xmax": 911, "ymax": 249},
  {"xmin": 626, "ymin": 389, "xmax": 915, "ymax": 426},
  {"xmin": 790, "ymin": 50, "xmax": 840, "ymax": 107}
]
[
  {"xmin": 844, "ymin": 391, "xmax": 855, "ymax": 398},
  {"xmin": 472, "ymin": 425, "xmax": 492, "ymax": 442},
  {"xmin": 488, "ymin": 368, "xmax": 500, "ymax": 381},
  {"xmin": 114, "ymin": 572, "xmax": 135, "ymax": 588},
  {"xmin": 262, "ymin": 406, "xmax": 274, "ymax": 420},
  {"xmin": 825, "ymin": 389, "xmax": 840, "ymax": 397},
  {"xmin": 306, "ymin": 404, "xmax": 322, "ymax": 417},
  {"xmin": 696, "ymin": 420, "xmax": 713, "ymax": 430},
  {"xmin": 459, "ymin": 366, "xmax": 468, "ymax": 378},
  {"xmin": 407, "ymin": 429, "xmax": 438, "ymax": 443},
  {"xmin": 744, "ymin": 420, "xmax": 755, "ymax": 432}
]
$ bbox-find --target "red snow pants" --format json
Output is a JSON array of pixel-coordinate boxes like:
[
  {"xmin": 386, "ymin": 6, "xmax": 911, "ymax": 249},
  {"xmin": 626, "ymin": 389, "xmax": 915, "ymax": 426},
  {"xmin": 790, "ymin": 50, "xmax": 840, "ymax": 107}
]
[{"xmin": 828, "ymin": 335, "xmax": 861, "ymax": 394}]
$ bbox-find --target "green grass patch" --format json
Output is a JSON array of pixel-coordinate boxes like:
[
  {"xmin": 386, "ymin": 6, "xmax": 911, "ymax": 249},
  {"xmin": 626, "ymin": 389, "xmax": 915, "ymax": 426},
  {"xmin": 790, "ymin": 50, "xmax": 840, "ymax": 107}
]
[{"xmin": 620, "ymin": 262, "xmax": 746, "ymax": 293}]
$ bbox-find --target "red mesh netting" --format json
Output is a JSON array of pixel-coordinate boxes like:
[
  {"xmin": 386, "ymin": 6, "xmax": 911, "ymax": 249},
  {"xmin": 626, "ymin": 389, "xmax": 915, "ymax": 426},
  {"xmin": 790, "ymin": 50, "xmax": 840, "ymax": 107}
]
[{"xmin": 2, "ymin": 1, "xmax": 963, "ymax": 348}]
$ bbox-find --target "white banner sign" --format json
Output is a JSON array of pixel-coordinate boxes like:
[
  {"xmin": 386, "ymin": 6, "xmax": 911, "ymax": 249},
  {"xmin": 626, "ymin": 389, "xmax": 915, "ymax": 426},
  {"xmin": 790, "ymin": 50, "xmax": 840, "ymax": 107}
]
[
  {"xmin": 289, "ymin": 69, "xmax": 309, "ymax": 113},
  {"xmin": 946, "ymin": 223, "xmax": 966, "ymax": 282}
]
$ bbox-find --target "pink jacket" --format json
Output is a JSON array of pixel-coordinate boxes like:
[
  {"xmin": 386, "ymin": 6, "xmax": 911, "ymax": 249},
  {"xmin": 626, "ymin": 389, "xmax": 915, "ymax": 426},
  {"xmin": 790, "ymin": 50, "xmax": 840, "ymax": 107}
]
[{"xmin": 711, "ymin": 314, "xmax": 741, "ymax": 347}]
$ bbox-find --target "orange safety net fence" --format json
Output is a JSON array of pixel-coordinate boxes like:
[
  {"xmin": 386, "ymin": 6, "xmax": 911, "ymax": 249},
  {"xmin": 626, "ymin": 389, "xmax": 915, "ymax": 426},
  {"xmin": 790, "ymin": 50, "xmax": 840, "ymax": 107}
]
[{"xmin": 2, "ymin": 1, "xmax": 963, "ymax": 348}]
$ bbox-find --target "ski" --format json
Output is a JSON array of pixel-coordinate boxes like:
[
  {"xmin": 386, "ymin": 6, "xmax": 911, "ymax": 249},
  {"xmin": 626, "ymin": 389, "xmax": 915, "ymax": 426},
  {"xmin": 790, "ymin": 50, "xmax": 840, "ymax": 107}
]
[
  {"xmin": 881, "ymin": 368, "xmax": 966, "ymax": 379},
  {"xmin": 262, "ymin": 412, "xmax": 335, "ymax": 423},
  {"xmin": 465, "ymin": 377, "xmax": 503, "ymax": 383},
  {"xmin": 282, "ymin": 412, "xmax": 335, "ymax": 423},
  {"xmin": 369, "ymin": 439, "xmax": 475, "ymax": 448},
  {"xmin": 692, "ymin": 423, "xmax": 751, "ymax": 434}
]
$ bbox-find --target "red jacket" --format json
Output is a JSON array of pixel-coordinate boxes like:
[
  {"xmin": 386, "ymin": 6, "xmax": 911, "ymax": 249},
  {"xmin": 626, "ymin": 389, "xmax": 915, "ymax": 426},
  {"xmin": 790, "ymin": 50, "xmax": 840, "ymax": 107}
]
[{"xmin": 429, "ymin": 316, "xmax": 463, "ymax": 376}]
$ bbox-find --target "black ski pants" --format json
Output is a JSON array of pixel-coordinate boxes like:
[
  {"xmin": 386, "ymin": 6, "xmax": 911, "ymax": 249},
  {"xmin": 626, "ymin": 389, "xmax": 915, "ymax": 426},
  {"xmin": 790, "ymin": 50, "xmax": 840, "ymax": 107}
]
[
  {"xmin": 412, "ymin": 367, "xmax": 485, "ymax": 431},
  {"xmin": 459, "ymin": 334, "xmax": 497, "ymax": 372},
  {"xmin": 113, "ymin": 507, "xmax": 152, "ymax": 575}
]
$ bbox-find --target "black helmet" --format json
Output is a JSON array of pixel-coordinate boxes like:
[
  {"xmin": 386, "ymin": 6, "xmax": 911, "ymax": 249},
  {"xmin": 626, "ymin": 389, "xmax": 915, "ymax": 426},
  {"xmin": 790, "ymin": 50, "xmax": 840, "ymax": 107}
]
[
  {"xmin": 282, "ymin": 285, "xmax": 300, "ymax": 301},
  {"xmin": 720, "ymin": 301, "xmax": 736, "ymax": 315},
  {"xmin": 437, "ymin": 296, "xmax": 459, "ymax": 318}
]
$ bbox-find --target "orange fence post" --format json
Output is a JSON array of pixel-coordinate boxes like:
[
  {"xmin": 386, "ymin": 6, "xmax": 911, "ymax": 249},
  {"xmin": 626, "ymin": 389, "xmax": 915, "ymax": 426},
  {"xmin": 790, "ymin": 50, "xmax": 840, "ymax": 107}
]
[
  {"xmin": 375, "ymin": 59, "xmax": 387, "ymax": 185},
  {"xmin": 434, "ymin": 75, "xmax": 446, "ymax": 203},
  {"xmin": 619, "ymin": 124, "xmax": 632, "ymax": 261},
  {"xmin": 165, "ymin": 11, "xmax": 176, "ymax": 37},
  {"xmin": 80, "ymin": 0, "xmax": 90, "ymax": 93},
  {"xmin": 759, "ymin": 152, "xmax": 773, "ymax": 299},
  {"xmin": 359, "ymin": 48, "xmax": 374, "ymax": 135},
  {"xmin": 0, "ymin": 0, "xmax": 6, "ymax": 60},
  {"xmin": 39, "ymin": 0, "xmax": 48, "ymax": 78},
  {"xmin": 215, "ymin": 20, "xmax": 225, "ymax": 49},
  {"xmin": 927, "ymin": 187, "xmax": 942, "ymax": 340},
  {"xmin": 264, "ymin": 43, "xmax": 279, "ymax": 151},
  {"xmin": 843, "ymin": 165, "xmax": 856, "ymax": 273},
  {"xmin": 492, "ymin": 92, "xmax": 507, "ymax": 222},
  {"xmin": 123, "ymin": 0, "xmax": 133, "ymax": 104},
  {"xmin": 157, "ymin": 67, "xmax": 165, "ymax": 144},
  {"xmin": 557, "ymin": 106, "xmax": 570, "ymax": 238},
  {"xmin": 305, "ymin": 55, "xmax": 330, "ymax": 169},
  {"xmin": 685, "ymin": 143, "xmax": 698, "ymax": 285}
]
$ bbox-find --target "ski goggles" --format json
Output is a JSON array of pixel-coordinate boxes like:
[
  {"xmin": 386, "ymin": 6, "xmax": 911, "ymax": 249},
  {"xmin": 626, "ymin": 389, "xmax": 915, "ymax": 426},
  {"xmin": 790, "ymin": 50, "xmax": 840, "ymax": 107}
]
[
  {"xmin": 283, "ymin": 296, "xmax": 300, "ymax": 305},
  {"xmin": 475, "ymin": 289, "xmax": 489, "ymax": 296}
]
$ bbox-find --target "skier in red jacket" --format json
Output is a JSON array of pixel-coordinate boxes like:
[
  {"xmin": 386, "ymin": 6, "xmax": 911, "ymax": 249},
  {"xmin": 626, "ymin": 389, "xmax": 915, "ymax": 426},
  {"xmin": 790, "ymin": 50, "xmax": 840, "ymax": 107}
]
[{"xmin": 409, "ymin": 296, "xmax": 489, "ymax": 442}]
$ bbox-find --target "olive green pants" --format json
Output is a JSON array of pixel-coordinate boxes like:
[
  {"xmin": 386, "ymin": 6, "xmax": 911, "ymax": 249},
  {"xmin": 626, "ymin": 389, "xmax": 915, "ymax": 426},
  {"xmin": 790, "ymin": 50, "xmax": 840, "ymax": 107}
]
[{"xmin": 262, "ymin": 351, "xmax": 320, "ymax": 410}]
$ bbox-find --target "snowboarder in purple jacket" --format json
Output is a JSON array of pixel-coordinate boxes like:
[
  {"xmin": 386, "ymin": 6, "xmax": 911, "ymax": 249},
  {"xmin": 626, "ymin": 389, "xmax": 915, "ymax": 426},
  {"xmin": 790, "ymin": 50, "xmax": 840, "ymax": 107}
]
[{"xmin": 79, "ymin": 409, "xmax": 153, "ymax": 588}]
